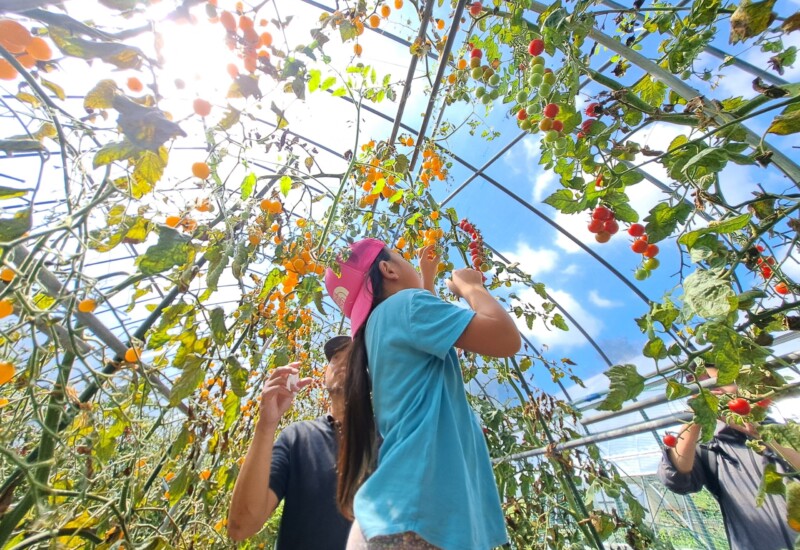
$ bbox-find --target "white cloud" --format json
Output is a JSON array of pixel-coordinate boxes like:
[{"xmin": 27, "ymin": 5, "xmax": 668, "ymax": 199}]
[
  {"xmin": 501, "ymin": 241, "xmax": 559, "ymax": 279},
  {"xmin": 589, "ymin": 290, "xmax": 621, "ymax": 308},
  {"xmin": 512, "ymin": 286, "xmax": 603, "ymax": 350}
]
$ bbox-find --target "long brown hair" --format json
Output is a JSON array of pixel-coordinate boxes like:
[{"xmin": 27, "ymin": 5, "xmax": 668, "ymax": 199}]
[{"xmin": 336, "ymin": 248, "xmax": 390, "ymax": 520}]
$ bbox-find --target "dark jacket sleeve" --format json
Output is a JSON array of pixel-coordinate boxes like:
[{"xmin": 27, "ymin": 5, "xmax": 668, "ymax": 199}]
[
  {"xmin": 657, "ymin": 448, "xmax": 707, "ymax": 495},
  {"xmin": 269, "ymin": 427, "xmax": 293, "ymax": 502}
]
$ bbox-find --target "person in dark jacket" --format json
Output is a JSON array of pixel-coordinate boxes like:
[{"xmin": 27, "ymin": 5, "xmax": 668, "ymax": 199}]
[
  {"xmin": 658, "ymin": 367, "xmax": 799, "ymax": 550},
  {"xmin": 228, "ymin": 336, "xmax": 353, "ymax": 549}
]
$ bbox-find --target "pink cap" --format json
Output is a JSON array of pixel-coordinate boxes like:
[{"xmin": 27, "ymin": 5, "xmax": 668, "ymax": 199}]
[{"xmin": 324, "ymin": 238, "xmax": 387, "ymax": 337}]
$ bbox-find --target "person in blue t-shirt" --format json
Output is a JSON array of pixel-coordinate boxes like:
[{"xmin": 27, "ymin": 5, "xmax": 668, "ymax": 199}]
[{"xmin": 324, "ymin": 238, "xmax": 521, "ymax": 550}]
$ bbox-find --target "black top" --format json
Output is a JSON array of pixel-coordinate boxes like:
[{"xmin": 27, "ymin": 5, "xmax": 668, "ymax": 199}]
[
  {"xmin": 658, "ymin": 422, "xmax": 797, "ymax": 550},
  {"xmin": 270, "ymin": 416, "xmax": 352, "ymax": 550}
]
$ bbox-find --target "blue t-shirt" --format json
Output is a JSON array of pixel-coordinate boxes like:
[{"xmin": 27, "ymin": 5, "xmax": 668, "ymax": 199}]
[{"xmin": 355, "ymin": 288, "xmax": 508, "ymax": 550}]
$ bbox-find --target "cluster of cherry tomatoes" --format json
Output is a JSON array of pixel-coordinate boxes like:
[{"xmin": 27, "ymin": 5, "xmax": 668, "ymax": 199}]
[{"xmin": 459, "ymin": 219, "xmax": 489, "ymax": 272}]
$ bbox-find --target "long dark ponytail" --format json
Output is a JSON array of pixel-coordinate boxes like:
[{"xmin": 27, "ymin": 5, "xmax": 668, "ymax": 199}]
[{"xmin": 336, "ymin": 248, "xmax": 390, "ymax": 520}]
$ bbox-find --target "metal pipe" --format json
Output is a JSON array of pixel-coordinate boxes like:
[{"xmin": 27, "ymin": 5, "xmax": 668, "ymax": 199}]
[
  {"xmin": 407, "ymin": 0, "xmax": 468, "ymax": 172},
  {"xmin": 494, "ymin": 411, "xmax": 694, "ymax": 463},
  {"xmin": 386, "ymin": 0, "xmax": 438, "ymax": 146}
]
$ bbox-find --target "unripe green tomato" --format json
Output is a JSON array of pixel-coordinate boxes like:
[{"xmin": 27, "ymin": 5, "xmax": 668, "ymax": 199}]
[
  {"xmin": 489, "ymin": 74, "xmax": 501, "ymax": 86},
  {"xmin": 480, "ymin": 262, "xmax": 491, "ymax": 272},
  {"xmin": 483, "ymin": 67, "xmax": 494, "ymax": 79},
  {"xmin": 528, "ymin": 102, "xmax": 542, "ymax": 114},
  {"xmin": 470, "ymin": 57, "xmax": 481, "ymax": 69},
  {"xmin": 481, "ymin": 94, "xmax": 492, "ymax": 104},
  {"xmin": 542, "ymin": 71, "xmax": 556, "ymax": 85},
  {"xmin": 538, "ymin": 83, "xmax": 552, "ymax": 97},
  {"xmin": 489, "ymin": 88, "xmax": 499, "ymax": 99},
  {"xmin": 544, "ymin": 129, "xmax": 559, "ymax": 143},
  {"xmin": 555, "ymin": 137, "xmax": 568, "ymax": 149},
  {"xmin": 528, "ymin": 73, "xmax": 543, "ymax": 87},
  {"xmin": 516, "ymin": 90, "xmax": 528, "ymax": 103},
  {"xmin": 520, "ymin": 118, "xmax": 532, "ymax": 131},
  {"xmin": 634, "ymin": 268, "xmax": 650, "ymax": 281},
  {"xmin": 471, "ymin": 67, "xmax": 483, "ymax": 79},
  {"xmin": 680, "ymin": 70, "xmax": 691, "ymax": 79},
  {"xmin": 531, "ymin": 63, "xmax": 545, "ymax": 75},
  {"xmin": 643, "ymin": 257, "xmax": 660, "ymax": 270},
  {"xmin": 475, "ymin": 86, "xmax": 486, "ymax": 98},
  {"xmin": 531, "ymin": 55, "xmax": 545, "ymax": 66}
]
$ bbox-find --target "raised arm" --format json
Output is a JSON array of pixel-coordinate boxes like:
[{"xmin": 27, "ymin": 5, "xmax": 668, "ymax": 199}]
[
  {"xmin": 667, "ymin": 423, "xmax": 702, "ymax": 474},
  {"xmin": 418, "ymin": 244, "xmax": 440, "ymax": 296},
  {"xmin": 447, "ymin": 268, "xmax": 521, "ymax": 358},
  {"xmin": 228, "ymin": 363, "xmax": 311, "ymax": 541}
]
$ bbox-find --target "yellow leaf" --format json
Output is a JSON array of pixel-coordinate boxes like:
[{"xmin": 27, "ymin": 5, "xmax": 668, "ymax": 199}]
[
  {"xmin": 84, "ymin": 79, "xmax": 120, "ymax": 110},
  {"xmin": 16, "ymin": 92, "xmax": 41, "ymax": 108},
  {"xmin": 131, "ymin": 147, "xmax": 167, "ymax": 197},
  {"xmin": 40, "ymin": 77, "xmax": 66, "ymax": 101}
]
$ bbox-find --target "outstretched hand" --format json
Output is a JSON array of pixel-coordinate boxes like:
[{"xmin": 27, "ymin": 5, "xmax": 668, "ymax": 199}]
[
  {"xmin": 259, "ymin": 362, "xmax": 313, "ymax": 428},
  {"xmin": 418, "ymin": 244, "xmax": 441, "ymax": 294}
]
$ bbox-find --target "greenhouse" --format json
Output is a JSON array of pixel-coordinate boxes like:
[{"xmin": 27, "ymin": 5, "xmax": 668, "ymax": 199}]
[{"xmin": 0, "ymin": 0, "xmax": 798, "ymax": 548}]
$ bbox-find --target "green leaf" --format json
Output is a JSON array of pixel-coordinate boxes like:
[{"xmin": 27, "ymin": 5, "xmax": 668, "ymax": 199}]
[
  {"xmin": 279, "ymin": 175, "xmax": 292, "ymax": 196},
  {"xmin": 643, "ymin": 337, "xmax": 668, "ymax": 360},
  {"xmin": 50, "ymin": 26, "xmax": 144, "ymax": 69},
  {"xmin": 241, "ymin": 173, "xmax": 256, "ymax": 200},
  {"xmin": 338, "ymin": 20, "xmax": 358, "ymax": 40},
  {"xmin": 321, "ymin": 76, "xmax": 337, "ymax": 91},
  {"xmin": 730, "ymin": 0, "xmax": 777, "ymax": 44},
  {"xmin": 607, "ymin": 201, "xmax": 638, "ymax": 223},
  {"xmin": 168, "ymin": 466, "xmax": 190, "ymax": 505},
  {"xmin": 205, "ymin": 243, "xmax": 230, "ymax": 292},
  {"xmin": 666, "ymin": 379, "xmax": 692, "ymax": 400},
  {"xmin": 226, "ymin": 356, "xmax": 248, "ymax": 398},
  {"xmin": 168, "ymin": 355, "xmax": 205, "ymax": 407},
  {"xmin": 93, "ymin": 140, "xmax": 137, "ymax": 168},
  {"xmin": 551, "ymin": 313, "xmax": 568, "ymax": 331},
  {"xmin": 137, "ymin": 227, "xmax": 192, "ymax": 276},
  {"xmin": 597, "ymin": 364, "xmax": 645, "ymax": 411},
  {"xmin": 308, "ymin": 68, "xmax": 321, "ymax": 92},
  {"xmin": 0, "ymin": 138, "xmax": 46, "ymax": 153},
  {"xmin": 331, "ymin": 87, "xmax": 347, "ymax": 97},
  {"xmin": 644, "ymin": 202, "xmax": 693, "ymax": 243},
  {"xmin": 0, "ymin": 208, "xmax": 32, "ymax": 243},
  {"xmin": 632, "ymin": 74, "xmax": 667, "ymax": 107},
  {"xmin": 543, "ymin": 189, "xmax": 584, "ymax": 214},
  {"xmin": 767, "ymin": 103, "xmax": 800, "ymax": 135},
  {"xmin": 223, "ymin": 390, "xmax": 240, "ymax": 431},
  {"xmin": 169, "ymin": 424, "xmax": 192, "ymax": 458},
  {"xmin": 683, "ymin": 147, "xmax": 729, "ymax": 176},
  {"xmin": 689, "ymin": 389, "xmax": 719, "ymax": 442},
  {"xmin": 683, "ymin": 269, "xmax": 737, "ymax": 319},
  {"xmin": 0, "ymin": 186, "xmax": 28, "ymax": 200},
  {"xmin": 679, "ymin": 213, "xmax": 752, "ymax": 248},
  {"xmin": 756, "ymin": 463, "xmax": 786, "ymax": 506},
  {"xmin": 209, "ymin": 307, "xmax": 227, "ymax": 347}
]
